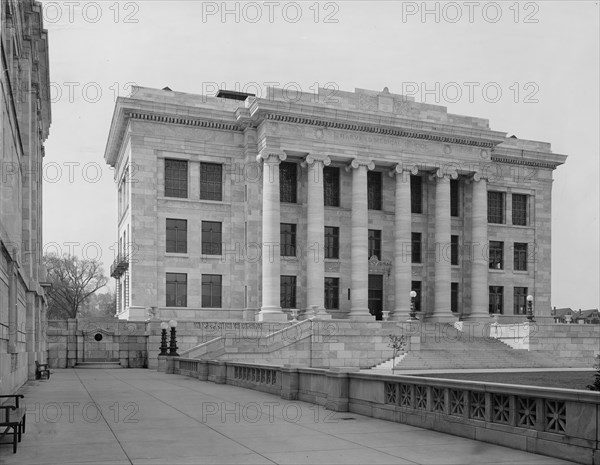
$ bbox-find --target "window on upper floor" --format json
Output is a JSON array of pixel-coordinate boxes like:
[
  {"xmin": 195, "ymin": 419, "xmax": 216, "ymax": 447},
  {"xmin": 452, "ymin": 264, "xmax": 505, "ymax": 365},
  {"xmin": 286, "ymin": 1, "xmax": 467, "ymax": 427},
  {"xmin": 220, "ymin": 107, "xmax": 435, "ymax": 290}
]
[
  {"xmin": 450, "ymin": 179, "xmax": 459, "ymax": 217},
  {"xmin": 202, "ymin": 221, "xmax": 222, "ymax": 255},
  {"xmin": 512, "ymin": 194, "xmax": 528, "ymax": 226},
  {"xmin": 489, "ymin": 286, "xmax": 504, "ymax": 314},
  {"xmin": 489, "ymin": 241, "xmax": 504, "ymax": 270},
  {"xmin": 279, "ymin": 162, "xmax": 297, "ymax": 203},
  {"xmin": 280, "ymin": 223, "xmax": 297, "ymax": 257},
  {"xmin": 411, "ymin": 175, "xmax": 423, "ymax": 214},
  {"xmin": 325, "ymin": 226, "xmax": 339, "ymax": 259},
  {"xmin": 166, "ymin": 219, "xmax": 187, "ymax": 253},
  {"xmin": 367, "ymin": 171, "xmax": 382, "ymax": 210},
  {"xmin": 280, "ymin": 275, "xmax": 297, "ymax": 308},
  {"xmin": 165, "ymin": 159, "xmax": 188, "ymax": 198},
  {"xmin": 324, "ymin": 166, "xmax": 340, "ymax": 207},
  {"xmin": 166, "ymin": 273, "xmax": 187, "ymax": 307},
  {"xmin": 488, "ymin": 191, "xmax": 504, "ymax": 224},
  {"xmin": 368, "ymin": 229, "xmax": 382, "ymax": 259},
  {"xmin": 513, "ymin": 242, "xmax": 528, "ymax": 271},
  {"xmin": 200, "ymin": 163, "xmax": 222, "ymax": 201}
]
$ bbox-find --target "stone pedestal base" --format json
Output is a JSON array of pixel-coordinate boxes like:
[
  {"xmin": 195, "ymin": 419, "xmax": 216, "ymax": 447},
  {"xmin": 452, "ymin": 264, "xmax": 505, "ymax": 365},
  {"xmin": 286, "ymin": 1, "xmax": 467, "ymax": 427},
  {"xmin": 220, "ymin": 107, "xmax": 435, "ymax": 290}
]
[
  {"xmin": 426, "ymin": 315, "xmax": 458, "ymax": 324},
  {"xmin": 157, "ymin": 355, "xmax": 168, "ymax": 372},
  {"xmin": 348, "ymin": 312, "xmax": 376, "ymax": 321},
  {"xmin": 257, "ymin": 311, "xmax": 289, "ymax": 322}
]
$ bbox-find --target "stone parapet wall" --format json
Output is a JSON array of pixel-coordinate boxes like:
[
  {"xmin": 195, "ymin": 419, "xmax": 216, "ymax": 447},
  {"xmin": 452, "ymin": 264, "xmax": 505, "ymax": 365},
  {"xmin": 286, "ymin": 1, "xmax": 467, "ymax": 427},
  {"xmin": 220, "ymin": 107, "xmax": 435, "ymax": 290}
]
[
  {"xmin": 170, "ymin": 359, "xmax": 600, "ymax": 465},
  {"xmin": 529, "ymin": 324, "xmax": 600, "ymax": 363}
]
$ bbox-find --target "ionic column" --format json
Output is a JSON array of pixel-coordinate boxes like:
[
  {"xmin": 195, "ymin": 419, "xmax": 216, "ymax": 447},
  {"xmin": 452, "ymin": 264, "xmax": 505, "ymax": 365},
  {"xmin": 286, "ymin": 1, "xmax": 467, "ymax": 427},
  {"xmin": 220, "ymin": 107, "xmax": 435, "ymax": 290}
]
[
  {"xmin": 304, "ymin": 154, "xmax": 331, "ymax": 317},
  {"xmin": 465, "ymin": 173, "xmax": 489, "ymax": 321},
  {"xmin": 346, "ymin": 158, "xmax": 375, "ymax": 320},
  {"xmin": 429, "ymin": 169, "xmax": 457, "ymax": 323},
  {"xmin": 389, "ymin": 164, "xmax": 416, "ymax": 321},
  {"xmin": 256, "ymin": 149, "xmax": 287, "ymax": 322}
]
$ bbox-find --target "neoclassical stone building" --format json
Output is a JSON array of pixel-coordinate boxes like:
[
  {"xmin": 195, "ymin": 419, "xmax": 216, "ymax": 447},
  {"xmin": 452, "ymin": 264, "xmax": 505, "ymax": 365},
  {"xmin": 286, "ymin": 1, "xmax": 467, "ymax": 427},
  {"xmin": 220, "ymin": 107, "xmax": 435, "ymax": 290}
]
[
  {"xmin": 104, "ymin": 85, "xmax": 566, "ymax": 322},
  {"xmin": 1, "ymin": 0, "xmax": 51, "ymax": 394}
]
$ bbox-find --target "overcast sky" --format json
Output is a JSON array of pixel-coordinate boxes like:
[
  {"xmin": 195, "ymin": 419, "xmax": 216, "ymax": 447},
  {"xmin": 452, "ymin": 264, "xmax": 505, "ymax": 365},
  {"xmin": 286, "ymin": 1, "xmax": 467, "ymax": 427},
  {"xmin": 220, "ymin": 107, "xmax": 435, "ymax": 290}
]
[{"xmin": 40, "ymin": 1, "xmax": 599, "ymax": 311}]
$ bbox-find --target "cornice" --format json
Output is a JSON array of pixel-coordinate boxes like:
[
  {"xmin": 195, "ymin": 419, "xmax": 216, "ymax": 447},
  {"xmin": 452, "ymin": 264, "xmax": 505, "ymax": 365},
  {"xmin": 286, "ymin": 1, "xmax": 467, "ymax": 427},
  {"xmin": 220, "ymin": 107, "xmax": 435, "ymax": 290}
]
[
  {"xmin": 490, "ymin": 156, "xmax": 560, "ymax": 169},
  {"xmin": 127, "ymin": 111, "xmax": 242, "ymax": 132},
  {"xmin": 263, "ymin": 113, "xmax": 500, "ymax": 149}
]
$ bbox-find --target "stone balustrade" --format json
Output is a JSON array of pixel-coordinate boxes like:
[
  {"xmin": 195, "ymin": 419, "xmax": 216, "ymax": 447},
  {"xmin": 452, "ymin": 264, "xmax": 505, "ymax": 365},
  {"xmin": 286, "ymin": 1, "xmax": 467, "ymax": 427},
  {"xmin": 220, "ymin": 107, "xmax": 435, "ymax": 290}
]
[{"xmin": 169, "ymin": 358, "xmax": 600, "ymax": 465}]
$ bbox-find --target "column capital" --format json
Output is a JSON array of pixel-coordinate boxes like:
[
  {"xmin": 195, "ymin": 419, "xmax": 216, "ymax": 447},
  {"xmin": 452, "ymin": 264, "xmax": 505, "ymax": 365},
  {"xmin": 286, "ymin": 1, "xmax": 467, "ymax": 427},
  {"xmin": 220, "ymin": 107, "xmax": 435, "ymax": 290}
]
[
  {"xmin": 302, "ymin": 153, "xmax": 331, "ymax": 167},
  {"xmin": 345, "ymin": 158, "xmax": 375, "ymax": 172},
  {"xmin": 429, "ymin": 168, "xmax": 458, "ymax": 181},
  {"xmin": 388, "ymin": 163, "xmax": 418, "ymax": 178},
  {"xmin": 256, "ymin": 149, "xmax": 287, "ymax": 163},
  {"xmin": 465, "ymin": 172, "xmax": 489, "ymax": 184}
]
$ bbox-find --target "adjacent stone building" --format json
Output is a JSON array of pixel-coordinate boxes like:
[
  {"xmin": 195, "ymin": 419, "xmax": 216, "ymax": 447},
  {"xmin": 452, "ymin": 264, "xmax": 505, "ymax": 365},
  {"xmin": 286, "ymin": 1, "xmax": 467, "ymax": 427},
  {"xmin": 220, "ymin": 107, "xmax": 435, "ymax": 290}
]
[
  {"xmin": 104, "ymin": 85, "xmax": 566, "ymax": 323},
  {"xmin": 1, "ymin": 0, "xmax": 51, "ymax": 394}
]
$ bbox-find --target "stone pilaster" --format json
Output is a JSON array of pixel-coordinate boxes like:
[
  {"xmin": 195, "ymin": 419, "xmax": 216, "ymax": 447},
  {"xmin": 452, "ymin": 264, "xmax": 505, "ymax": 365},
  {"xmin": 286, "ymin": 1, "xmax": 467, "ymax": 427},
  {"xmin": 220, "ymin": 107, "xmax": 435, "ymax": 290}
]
[
  {"xmin": 389, "ymin": 164, "xmax": 416, "ymax": 321},
  {"xmin": 257, "ymin": 149, "xmax": 288, "ymax": 322},
  {"xmin": 429, "ymin": 169, "xmax": 457, "ymax": 323},
  {"xmin": 465, "ymin": 174, "xmax": 489, "ymax": 321},
  {"xmin": 304, "ymin": 154, "xmax": 331, "ymax": 315},
  {"xmin": 346, "ymin": 158, "xmax": 375, "ymax": 320}
]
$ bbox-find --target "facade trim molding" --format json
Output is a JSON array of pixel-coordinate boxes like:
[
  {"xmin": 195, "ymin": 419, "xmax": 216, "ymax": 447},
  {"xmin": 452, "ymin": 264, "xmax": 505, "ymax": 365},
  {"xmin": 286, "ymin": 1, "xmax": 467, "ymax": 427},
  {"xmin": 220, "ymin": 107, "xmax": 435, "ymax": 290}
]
[
  {"xmin": 491, "ymin": 156, "xmax": 559, "ymax": 169},
  {"xmin": 265, "ymin": 113, "xmax": 499, "ymax": 148},
  {"xmin": 127, "ymin": 111, "xmax": 242, "ymax": 132}
]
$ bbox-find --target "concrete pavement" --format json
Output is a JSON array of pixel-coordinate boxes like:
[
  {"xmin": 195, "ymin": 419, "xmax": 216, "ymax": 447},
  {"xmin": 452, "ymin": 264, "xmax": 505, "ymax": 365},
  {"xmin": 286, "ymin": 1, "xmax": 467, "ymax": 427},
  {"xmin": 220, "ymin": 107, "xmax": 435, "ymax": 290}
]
[{"xmin": 0, "ymin": 369, "xmax": 579, "ymax": 465}]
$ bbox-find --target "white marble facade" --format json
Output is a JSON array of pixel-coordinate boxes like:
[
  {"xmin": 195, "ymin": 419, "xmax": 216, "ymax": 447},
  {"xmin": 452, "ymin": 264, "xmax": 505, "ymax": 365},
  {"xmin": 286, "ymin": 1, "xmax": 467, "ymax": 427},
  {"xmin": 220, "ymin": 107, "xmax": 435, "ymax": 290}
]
[{"xmin": 104, "ymin": 86, "xmax": 566, "ymax": 322}]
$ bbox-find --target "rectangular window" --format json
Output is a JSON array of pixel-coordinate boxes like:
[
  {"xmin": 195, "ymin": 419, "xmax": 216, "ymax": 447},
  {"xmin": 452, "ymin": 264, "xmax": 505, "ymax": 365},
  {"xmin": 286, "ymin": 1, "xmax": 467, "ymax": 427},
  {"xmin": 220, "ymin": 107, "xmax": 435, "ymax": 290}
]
[
  {"xmin": 324, "ymin": 277, "xmax": 339, "ymax": 309},
  {"xmin": 202, "ymin": 274, "xmax": 222, "ymax": 308},
  {"xmin": 202, "ymin": 221, "xmax": 222, "ymax": 255},
  {"xmin": 512, "ymin": 194, "xmax": 528, "ymax": 226},
  {"xmin": 200, "ymin": 163, "xmax": 223, "ymax": 201},
  {"xmin": 451, "ymin": 282, "xmax": 459, "ymax": 313},
  {"xmin": 411, "ymin": 175, "xmax": 423, "ymax": 214},
  {"xmin": 488, "ymin": 192, "xmax": 504, "ymax": 224},
  {"xmin": 451, "ymin": 235, "xmax": 459, "ymax": 266},
  {"xmin": 166, "ymin": 219, "xmax": 187, "ymax": 253},
  {"xmin": 164, "ymin": 159, "xmax": 188, "ymax": 198},
  {"xmin": 368, "ymin": 229, "xmax": 382, "ymax": 259},
  {"xmin": 513, "ymin": 242, "xmax": 528, "ymax": 271},
  {"xmin": 325, "ymin": 226, "xmax": 339, "ymax": 259},
  {"xmin": 450, "ymin": 179, "xmax": 459, "ymax": 217},
  {"xmin": 412, "ymin": 232, "xmax": 422, "ymax": 264},
  {"xmin": 367, "ymin": 171, "xmax": 382, "ymax": 210},
  {"xmin": 280, "ymin": 275, "xmax": 297, "ymax": 308},
  {"xmin": 280, "ymin": 162, "xmax": 297, "ymax": 203},
  {"xmin": 489, "ymin": 286, "xmax": 504, "ymax": 314},
  {"xmin": 166, "ymin": 273, "xmax": 187, "ymax": 307},
  {"xmin": 514, "ymin": 287, "xmax": 528, "ymax": 315},
  {"xmin": 411, "ymin": 281, "xmax": 422, "ymax": 312},
  {"xmin": 280, "ymin": 223, "xmax": 297, "ymax": 257},
  {"xmin": 324, "ymin": 166, "xmax": 340, "ymax": 207},
  {"xmin": 489, "ymin": 241, "xmax": 504, "ymax": 270}
]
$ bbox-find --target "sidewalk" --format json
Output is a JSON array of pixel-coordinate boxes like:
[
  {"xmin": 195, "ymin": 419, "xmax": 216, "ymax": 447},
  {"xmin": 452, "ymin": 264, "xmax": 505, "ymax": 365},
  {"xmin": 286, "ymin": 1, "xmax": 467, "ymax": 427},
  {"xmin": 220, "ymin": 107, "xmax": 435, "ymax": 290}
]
[{"xmin": 0, "ymin": 369, "xmax": 578, "ymax": 465}]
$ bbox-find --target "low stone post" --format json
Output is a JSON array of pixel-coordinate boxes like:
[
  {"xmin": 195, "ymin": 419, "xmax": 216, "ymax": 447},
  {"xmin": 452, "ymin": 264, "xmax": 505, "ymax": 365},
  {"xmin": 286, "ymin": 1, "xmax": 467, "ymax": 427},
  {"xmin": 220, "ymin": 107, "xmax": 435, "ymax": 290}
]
[
  {"xmin": 280, "ymin": 366, "xmax": 299, "ymax": 400},
  {"xmin": 157, "ymin": 355, "xmax": 168, "ymax": 373},
  {"xmin": 213, "ymin": 361, "xmax": 227, "ymax": 384},
  {"xmin": 326, "ymin": 367, "xmax": 359, "ymax": 412},
  {"xmin": 197, "ymin": 360, "xmax": 208, "ymax": 381}
]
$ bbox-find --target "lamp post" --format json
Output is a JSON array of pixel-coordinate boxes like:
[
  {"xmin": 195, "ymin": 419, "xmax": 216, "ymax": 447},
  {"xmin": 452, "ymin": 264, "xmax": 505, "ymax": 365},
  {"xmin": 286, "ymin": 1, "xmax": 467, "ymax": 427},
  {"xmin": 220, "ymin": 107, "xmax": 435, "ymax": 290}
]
[
  {"xmin": 159, "ymin": 321, "xmax": 169, "ymax": 356},
  {"xmin": 526, "ymin": 295, "xmax": 535, "ymax": 322},
  {"xmin": 168, "ymin": 319, "xmax": 179, "ymax": 356},
  {"xmin": 408, "ymin": 290, "xmax": 419, "ymax": 321}
]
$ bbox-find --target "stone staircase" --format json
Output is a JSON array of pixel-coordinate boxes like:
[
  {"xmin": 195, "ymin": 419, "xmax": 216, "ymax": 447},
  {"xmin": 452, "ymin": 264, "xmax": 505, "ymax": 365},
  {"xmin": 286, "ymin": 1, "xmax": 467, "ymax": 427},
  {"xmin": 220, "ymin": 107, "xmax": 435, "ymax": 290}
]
[{"xmin": 388, "ymin": 324, "xmax": 589, "ymax": 371}]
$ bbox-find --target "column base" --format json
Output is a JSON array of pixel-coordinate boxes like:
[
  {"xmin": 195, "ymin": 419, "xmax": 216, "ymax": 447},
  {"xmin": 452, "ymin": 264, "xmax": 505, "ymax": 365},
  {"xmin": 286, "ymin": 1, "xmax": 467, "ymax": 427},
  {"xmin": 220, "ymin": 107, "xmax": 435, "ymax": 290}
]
[
  {"xmin": 305, "ymin": 306, "xmax": 332, "ymax": 320},
  {"xmin": 257, "ymin": 310, "xmax": 289, "ymax": 322},
  {"xmin": 348, "ymin": 310, "xmax": 376, "ymax": 321},
  {"xmin": 389, "ymin": 311, "xmax": 411, "ymax": 322},
  {"xmin": 426, "ymin": 314, "xmax": 458, "ymax": 324},
  {"xmin": 461, "ymin": 313, "xmax": 492, "ymax": 323}
]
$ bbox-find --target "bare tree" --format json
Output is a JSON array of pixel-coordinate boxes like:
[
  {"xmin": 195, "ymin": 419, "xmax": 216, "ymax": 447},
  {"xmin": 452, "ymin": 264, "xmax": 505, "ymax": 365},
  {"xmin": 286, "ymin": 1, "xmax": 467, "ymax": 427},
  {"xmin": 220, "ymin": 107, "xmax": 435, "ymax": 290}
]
[{"xmin": 43, "ymin": 254, "xmax": 108, "ymax": 319}]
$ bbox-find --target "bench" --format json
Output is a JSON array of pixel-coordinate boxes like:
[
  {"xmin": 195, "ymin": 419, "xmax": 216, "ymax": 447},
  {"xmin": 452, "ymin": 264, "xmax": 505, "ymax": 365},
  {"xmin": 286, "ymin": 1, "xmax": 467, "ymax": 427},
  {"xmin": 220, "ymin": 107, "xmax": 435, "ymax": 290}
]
[
  {"xmin": 35, "ymin": 361, "xmax": 50, "ymax": 380},
  {"xmin": 0, "ymin": 394, "xmax": 26, "ymax": 454}
]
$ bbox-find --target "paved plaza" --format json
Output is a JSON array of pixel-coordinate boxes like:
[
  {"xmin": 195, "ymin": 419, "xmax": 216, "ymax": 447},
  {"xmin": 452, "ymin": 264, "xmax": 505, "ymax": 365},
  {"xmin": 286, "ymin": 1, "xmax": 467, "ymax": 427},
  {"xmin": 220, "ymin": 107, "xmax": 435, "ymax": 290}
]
[{"xmin": 0, "ymin": 369, "xmax": 580, "ymax": 465}]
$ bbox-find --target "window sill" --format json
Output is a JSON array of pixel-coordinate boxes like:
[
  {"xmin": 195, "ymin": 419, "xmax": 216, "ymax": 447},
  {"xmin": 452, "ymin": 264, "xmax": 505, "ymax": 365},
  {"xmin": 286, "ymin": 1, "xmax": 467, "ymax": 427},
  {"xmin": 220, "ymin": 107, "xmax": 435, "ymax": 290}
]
[
  {"xmin": 489, "ymin": 269, "xmax": 505, "ymax": 273},
  {"xmin": 159, "ymin": 197, "xmax": 230, "ymax": 206},
  {"xmin": 513, "ymin": 270, "xmax": 529, "ymax": 274},
  {"xmin": 165, "ymin": 253, "xmax": 189, "ymax": 258}
]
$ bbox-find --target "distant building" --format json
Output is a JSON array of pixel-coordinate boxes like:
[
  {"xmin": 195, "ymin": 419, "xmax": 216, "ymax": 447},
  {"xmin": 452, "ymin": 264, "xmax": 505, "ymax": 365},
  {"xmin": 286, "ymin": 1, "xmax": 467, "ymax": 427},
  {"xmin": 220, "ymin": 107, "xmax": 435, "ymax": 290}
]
[
  {"xmin": 104, "ymin": 86, "xmax": 566, "ymax": 322},
  {"xmin": 0, "ymin": 0, "xmax": 52, "ymax": 394}
]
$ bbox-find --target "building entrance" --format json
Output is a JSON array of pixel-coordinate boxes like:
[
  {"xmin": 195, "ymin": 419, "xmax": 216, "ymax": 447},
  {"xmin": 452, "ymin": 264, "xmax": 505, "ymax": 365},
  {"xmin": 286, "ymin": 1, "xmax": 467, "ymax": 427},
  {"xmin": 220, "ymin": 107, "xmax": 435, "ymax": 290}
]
[{"xmin": 368, "ymin": 274, "xmax": 384, "ymax": 320}]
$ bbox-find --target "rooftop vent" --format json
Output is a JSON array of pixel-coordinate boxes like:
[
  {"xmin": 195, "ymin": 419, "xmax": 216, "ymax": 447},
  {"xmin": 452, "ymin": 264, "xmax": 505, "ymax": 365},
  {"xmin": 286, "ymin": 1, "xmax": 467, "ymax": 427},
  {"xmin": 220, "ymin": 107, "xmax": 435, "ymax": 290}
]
[
  {"xmin": 216, "ymin": 89, "xmax": 256, "ymax": 101},
  {"xmin": 162, "ymin": 86, "xmax": 173, "ymax": 91}
]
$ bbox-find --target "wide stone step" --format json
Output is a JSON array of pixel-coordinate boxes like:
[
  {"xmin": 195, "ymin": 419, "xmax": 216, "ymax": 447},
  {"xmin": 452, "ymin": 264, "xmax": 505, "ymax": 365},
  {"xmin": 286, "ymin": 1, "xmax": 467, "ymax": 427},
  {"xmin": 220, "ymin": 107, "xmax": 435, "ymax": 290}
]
[{"xmin": 75, "ymin": 362, "xmax": 122, "ymax": 369}]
